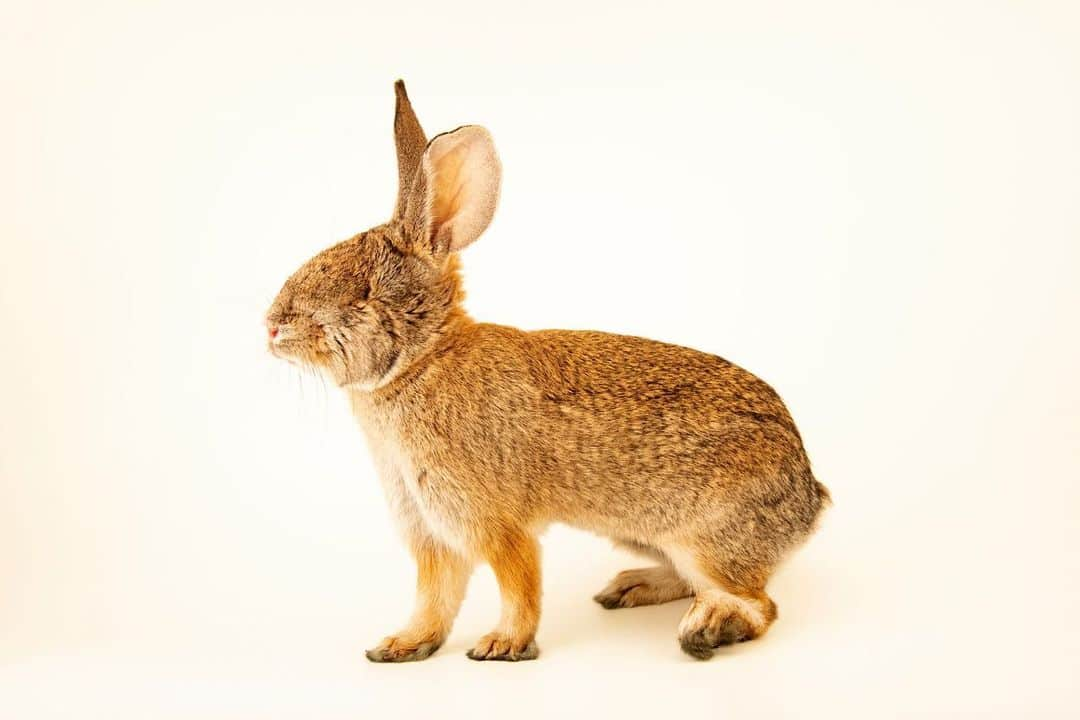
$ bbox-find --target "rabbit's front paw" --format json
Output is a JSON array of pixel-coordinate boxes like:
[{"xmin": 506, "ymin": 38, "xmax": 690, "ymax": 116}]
[
  {"xmin": 365, "ymin": 633, "xmax": 442, "ymax": 663},
  {"xmin": 465, "ymin": 633, "xmax": 539, "ymax": 662}
]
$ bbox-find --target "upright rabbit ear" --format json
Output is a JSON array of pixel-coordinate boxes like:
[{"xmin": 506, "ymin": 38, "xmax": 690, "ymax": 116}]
[
  {"xmin": 392, "ymin": 80, "xmax": 427, "ymax": 218},
  {"xmin": 404, "ymin": 125, "xmax": 501, "ymax": 255}
]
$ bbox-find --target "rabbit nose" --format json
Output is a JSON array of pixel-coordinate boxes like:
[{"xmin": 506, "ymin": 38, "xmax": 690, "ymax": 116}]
[{"xmin": 267, "ymin": 324, "xmax": 279, "ymax": 340}]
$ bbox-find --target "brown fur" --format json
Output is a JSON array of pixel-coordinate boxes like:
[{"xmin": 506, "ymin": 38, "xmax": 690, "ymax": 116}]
[{"xmin": 266, "ymin": 81, "xmax": 829, "ymax": 661}]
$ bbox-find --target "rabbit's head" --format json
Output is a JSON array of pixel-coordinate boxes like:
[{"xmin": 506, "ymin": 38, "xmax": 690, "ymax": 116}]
[{"xmin": 265, "ymin": 81, "xmax": 501, "ymax": 389}]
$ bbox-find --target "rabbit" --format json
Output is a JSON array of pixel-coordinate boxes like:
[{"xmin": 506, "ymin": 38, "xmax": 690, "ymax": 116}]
[{"xmin": 265, "ymin": 80, "xmax": 829, "ymax": 662}]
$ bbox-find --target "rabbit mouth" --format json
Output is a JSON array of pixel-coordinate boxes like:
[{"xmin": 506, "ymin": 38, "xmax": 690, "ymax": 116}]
[
  {"xmin": 269, "ymin": 344, "xmax": 292, "ymax": 360},
  {"xmin": 266, "ymin": 324, "xmax": 307, "ymax": 360},
  {"xmin": 267, "ymin": 332, "xmax": 305, "ymax": 366},
  {"xmin": 268, "ymin": 342, "xmax": 299, "ymax": 366},
  {"xmin": 268, "ymin": 335, "xmax": 341, "ymax": 382}
]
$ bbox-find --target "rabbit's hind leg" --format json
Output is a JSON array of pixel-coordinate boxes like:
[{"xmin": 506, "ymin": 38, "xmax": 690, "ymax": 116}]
[
  {"xmin": 593, "ymin": 565, "xmax": 692, "ymax": 609},
  {"xmin": 592, "ymin": 539, "xmax": 691, "ymax": 609},
  {"xmin": 664, "ymin": 544, "xmax": 777, "ymax": 660}
]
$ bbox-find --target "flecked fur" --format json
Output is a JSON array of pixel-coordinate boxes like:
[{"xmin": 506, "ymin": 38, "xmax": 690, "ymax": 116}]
[{"xmin": 266, "ymin": 81, "xmax": 829, "ymax": 662}]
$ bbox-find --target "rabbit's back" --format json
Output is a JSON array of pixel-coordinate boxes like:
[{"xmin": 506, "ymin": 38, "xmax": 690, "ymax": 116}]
[{"xmin": 527, "ymin": 329, "xmax": 824, "ymax": 536}]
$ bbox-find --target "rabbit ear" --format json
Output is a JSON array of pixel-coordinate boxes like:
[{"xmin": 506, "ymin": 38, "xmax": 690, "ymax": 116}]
[
  {"xmin": 392, "ymin": 80, "xmax": 427, "ymax": 218},
  {"xmin": 404, "ymin": 125, "xmax": 501, "ymax": 254}
]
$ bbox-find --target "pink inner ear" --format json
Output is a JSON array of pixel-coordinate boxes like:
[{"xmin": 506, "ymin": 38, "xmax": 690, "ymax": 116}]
[
  {"xmin": 431, "ymin": 144, "xmax": 469, "ymax": 227},
  {"xmin": 418, "ymin": 125, "xmax": 501, "ymax": 253}
]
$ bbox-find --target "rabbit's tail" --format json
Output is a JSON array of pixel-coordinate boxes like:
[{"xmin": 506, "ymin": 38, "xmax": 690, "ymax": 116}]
[
  {"xmin": 774, "ymin": 452, "xmax": 830, "ymax": 548},
  {"xmin": 814, "ymin": 478, "xmax": 832, "ymax": 508},
  {"xmin": 798, "ymin": 464, "xmax": 832, "ymax": 548},
  {"xmin": 799, "ymin": 455, "xmax": 831, "ymax": 528}
]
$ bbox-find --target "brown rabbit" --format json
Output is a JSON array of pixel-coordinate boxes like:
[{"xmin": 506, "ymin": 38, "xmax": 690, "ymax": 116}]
[{"xmin": 266, "ymin": 81, "xmax": 829, "ymax": 662}]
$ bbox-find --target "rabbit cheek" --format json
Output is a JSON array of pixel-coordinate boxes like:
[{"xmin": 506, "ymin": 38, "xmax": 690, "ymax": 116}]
[
  {"xmin": 335, "ymin": 328, "xmax": 399, "ymax": 391},
  {"xmin": 366, "ymin": 337, "xmax": 402, "ymax": 387}
]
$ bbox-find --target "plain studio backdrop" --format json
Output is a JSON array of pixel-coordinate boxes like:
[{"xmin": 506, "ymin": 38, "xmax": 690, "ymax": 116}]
[{"xmin": 2, "ymin": 1, "xmax": 1079, "ymax": 717}]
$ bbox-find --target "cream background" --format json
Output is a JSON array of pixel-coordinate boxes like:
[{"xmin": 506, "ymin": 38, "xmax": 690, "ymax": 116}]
[{"xmin": 2, "ymin": 0, "xmax": 1079, "ymax": 717}]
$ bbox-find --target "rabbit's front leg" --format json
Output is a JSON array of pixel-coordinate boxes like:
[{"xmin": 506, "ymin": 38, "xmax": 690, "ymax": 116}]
[
  {"xmin": 466, "ymin": 528, "xmax": 542, "ymax": 661},
  {"xmin": 365, "ymin": 536, "xmax": 472, "ymax": 663}
]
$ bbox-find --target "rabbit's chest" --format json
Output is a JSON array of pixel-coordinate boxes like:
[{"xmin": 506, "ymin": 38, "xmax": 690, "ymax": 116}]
[{"xmin": 362, "ymin": 424, "xmax": 470, "ymax": 552}]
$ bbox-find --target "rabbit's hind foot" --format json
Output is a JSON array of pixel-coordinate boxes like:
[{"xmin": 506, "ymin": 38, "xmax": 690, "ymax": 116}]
[
  {"xmin": 665, "ymin": 545, "xmax": 778, "ymax": 660},
  {"xmin": 673, "ymin": 591, "xmax": 768, "ymax": 660},
  {"xmin": 676, "ymin": 589, "xmax": 775, "ymax": 660},
  {"xmin": 593, "ymin": 566, "xmax": 692, "ymax": 609}
]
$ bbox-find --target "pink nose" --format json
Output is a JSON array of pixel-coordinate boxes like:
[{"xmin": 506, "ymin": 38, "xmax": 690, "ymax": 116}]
[{"xmin": 268, "ymin": 325, "xmax": 279, "ymax": 340}]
